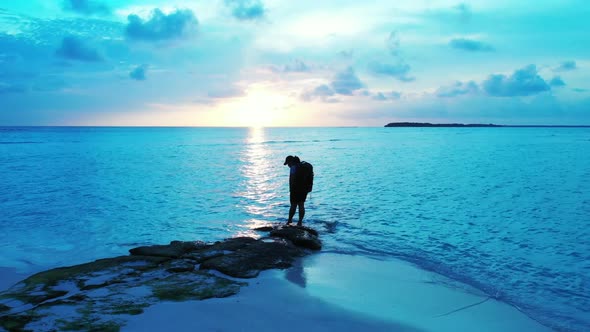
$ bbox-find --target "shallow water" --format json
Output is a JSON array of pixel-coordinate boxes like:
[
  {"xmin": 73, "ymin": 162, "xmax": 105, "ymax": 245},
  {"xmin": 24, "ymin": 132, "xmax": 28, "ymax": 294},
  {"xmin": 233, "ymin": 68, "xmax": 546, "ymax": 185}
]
[{"xmin": 0, "ymin": 127, "xmax": 588, "ymax": 331}]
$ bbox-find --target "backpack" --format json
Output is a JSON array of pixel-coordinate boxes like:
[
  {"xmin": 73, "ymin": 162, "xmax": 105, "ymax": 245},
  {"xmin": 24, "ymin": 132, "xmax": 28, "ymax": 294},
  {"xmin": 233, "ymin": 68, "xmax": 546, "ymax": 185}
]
[{"xmin": 299, "ymin": 161, "xmax": 314, "ymax": 193}]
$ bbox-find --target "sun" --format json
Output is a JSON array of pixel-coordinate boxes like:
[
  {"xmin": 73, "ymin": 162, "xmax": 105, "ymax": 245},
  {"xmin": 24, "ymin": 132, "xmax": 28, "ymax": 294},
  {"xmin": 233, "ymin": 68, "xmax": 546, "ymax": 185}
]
[
  {"xmin": 234, "ymin": 87, "xmax": 290, "ymax": 127},
  {"xmin": 206, "ymin": 84, "xmax": 296, "ymax": 127}
]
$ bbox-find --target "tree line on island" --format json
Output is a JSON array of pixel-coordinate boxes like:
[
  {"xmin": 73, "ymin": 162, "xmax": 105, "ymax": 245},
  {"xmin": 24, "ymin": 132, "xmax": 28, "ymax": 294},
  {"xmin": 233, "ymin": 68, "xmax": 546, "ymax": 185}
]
[
  {"xmin": 384, "ymin": 122, "xmax": 590, "ymax": 127},
  {"xmin": 385, "ymin": 122, "xmax": 500, "ymax": 127}
]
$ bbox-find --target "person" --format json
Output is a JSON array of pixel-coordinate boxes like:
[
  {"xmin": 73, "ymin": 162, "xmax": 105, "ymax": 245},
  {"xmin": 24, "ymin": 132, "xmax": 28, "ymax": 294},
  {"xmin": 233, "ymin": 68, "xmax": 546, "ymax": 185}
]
[{"xmin": 283, "ymin": 155, "xmax": 312, "ymax": 226}]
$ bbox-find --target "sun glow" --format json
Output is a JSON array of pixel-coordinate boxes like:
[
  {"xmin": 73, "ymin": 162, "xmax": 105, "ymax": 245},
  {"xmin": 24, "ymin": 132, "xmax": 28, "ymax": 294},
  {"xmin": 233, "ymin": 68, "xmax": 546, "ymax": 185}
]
[{"xmin": 229, "ymin": 86, "xmax": 291, "ymax": 127}]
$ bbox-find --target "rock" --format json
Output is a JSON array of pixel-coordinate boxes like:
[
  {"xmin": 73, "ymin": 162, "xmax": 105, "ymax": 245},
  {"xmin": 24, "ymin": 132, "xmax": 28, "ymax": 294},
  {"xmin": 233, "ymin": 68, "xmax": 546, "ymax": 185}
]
[
  {"xmin": 129, "ymin": 241, "xmax": 207, "ymax": 258},
  {"xmin": 181, "ymin": 249, "xmax": 226, "ymax": 263},
  {"xmin": 0, "ymin": 313, "xmax": 37, "ymax": 332},
  {"xmin": 179, "ymin": 237, "xmax": 258, "ymax": 263},
  {"xmin": 0, "ymin": 257, "xmax": 243, "ymax": 331},
  {"xmin": 253, "ymin": 226, "xmax": 275, "ymax": 232},
  {"xmin": 0, "ymin": 227, "xmax": 321, "ymax": 331},
  {"xmin": 172, "ymin": 240, "xmax": 208, "ymax": 248},
  {"xmin": 149, "ymin": 271, "xmax": 244, "ymax": 301},
  {"xmin": 270, "ymin": 226, "xmax": 322, "ymax": 250},
  {"xmin": 200, "ymin": 240, "xmax": 305, "ymax": 278},
  {"xmin": 17, "ymin": 255, "xmax": 168, "ymax": 291},
  {"xmin": 208, "ymin": 237, "xmax": 257, "ymax": 251},
  {"xmin": 25, "ymin": 289, "xmax": 69, "ymax": 305},
  {"xmin": 164, "ymin": 260, "xmax": 195, "ymax": 273}
]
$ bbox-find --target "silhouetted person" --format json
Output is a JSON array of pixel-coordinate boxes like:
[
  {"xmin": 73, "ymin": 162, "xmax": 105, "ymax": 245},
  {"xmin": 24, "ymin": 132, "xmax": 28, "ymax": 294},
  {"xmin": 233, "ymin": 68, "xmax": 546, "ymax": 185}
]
[{"xmin": 284, "ymin": 155, "xmax": 314, "ymax": 226}]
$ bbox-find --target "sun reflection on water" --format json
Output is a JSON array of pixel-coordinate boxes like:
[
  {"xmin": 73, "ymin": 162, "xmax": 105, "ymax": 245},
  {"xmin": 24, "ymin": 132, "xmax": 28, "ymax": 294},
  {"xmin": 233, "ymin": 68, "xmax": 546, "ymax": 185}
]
[{"xmin": 236, "ymin": 127, "xmax": 283, "ymax": 233}]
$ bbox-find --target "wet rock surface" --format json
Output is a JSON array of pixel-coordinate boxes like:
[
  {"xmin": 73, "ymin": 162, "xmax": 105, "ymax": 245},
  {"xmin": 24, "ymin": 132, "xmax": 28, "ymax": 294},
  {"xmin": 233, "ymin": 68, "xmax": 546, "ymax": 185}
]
[
  {"xmin": 200, "ymin": 239, "xmax": 306, "ymax": 278},
  {"xmin": 0, "ymin": 225, "xmax": 320, "ymax": 331},
  {"xmin": 128, "ymin": 240, "xmax": 208, "ymax": 258},
  {"xmin": 269, "ymin": 226, "xmax": 322, "ymax": 250}
]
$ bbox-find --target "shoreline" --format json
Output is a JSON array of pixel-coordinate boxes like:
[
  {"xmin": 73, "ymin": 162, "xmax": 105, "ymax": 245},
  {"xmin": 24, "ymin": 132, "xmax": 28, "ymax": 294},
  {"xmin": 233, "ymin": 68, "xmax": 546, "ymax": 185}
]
[
  {"xmin": 0, "ymin": 251, "xmax": 556, "ymax": 331},
  {"xmin": 124, "ymin": 253, "xmax": 551, "ymax": 332}
]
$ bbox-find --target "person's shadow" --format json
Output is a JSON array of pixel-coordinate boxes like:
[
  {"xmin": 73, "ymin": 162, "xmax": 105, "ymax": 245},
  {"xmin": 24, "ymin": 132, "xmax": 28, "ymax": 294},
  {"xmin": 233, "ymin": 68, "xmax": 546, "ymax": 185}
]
[{"xmin": 285, "ymin": 259, "xmax": 306, "ymax": 288}]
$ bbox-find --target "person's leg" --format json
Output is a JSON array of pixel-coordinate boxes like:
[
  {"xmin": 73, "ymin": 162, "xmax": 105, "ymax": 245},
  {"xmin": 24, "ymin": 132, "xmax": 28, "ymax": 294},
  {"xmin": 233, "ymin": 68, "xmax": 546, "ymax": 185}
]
[
  {"xmin": 287, "ymin": 192, "xmax": 296, "ymax": 224},
  {"xmin": 297, "ymin": 202, "xmax": 305, "ymax": 226},
  {"xmin": 288, "ymin": 203, "xmax": 296, "ymax": 224}
]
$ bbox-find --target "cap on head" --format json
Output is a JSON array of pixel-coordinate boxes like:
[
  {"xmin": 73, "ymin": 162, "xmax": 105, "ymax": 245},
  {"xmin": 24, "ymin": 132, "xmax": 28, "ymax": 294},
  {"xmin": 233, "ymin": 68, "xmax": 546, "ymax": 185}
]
[{"xmin": 284, "ymin": 155, "xmax": 295, "ymax": 165}]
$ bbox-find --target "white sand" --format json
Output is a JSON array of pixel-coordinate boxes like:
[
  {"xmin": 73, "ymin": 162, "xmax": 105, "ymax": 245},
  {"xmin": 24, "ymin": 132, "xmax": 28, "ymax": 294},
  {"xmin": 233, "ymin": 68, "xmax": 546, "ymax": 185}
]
[{"xmin": 124, "ymin": 253, "xmax": 551, "ymax": 332}]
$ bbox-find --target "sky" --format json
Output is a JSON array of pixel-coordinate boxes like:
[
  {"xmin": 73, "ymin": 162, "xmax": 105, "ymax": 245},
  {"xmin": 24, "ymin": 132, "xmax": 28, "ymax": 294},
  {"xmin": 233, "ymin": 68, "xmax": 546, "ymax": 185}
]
[{"xmin": 0, "ymin": 0, "xmax": 588, "ymax": 126}]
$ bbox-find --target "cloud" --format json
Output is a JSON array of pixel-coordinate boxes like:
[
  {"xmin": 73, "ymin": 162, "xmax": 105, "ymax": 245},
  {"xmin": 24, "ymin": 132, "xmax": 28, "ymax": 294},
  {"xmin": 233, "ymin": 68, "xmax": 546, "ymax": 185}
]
[
  {"xmin": 283, "ymin": 59, "xmax": 310, "ymax": 72},
  {"xmin": 368, "ymin": 61, "xmax": 413, "ymax": 82},
  {"xmin": 62, "ymin": 0, "xmax": 110, "ymax": 16},
  {"xmin": 331, "ymin": 67, "xmax": 364, "ymax": 95},
  {"xmin": 366, "ymin": 31, "xmax": 414, "ymax": 82},
  {"xmin": 129, "ymin": 64, "xmax": 148, "ymax": 81},
  {"xmin": 373, "ymin": 91, "xmax": 401, "ymax": 101},
  {"xmin": 482, "ymin": 65, "xmax": 551, "ymax": 97},
  {"xmin": 554, "ymin": 60, "xmax": 577, "ymax": 72},
  {"xmin": 373, "ymin": 92, "xmax": 387, "ymax": 101},
  {"xmin": 549, "ymin": 76, "xmax": 566, "ymax": 87},
  {"xmin": 271, "ymin": 59, "xmax": 311, "ymax": 73},
  {"xmin": 207, "ymin": 87, "xmax": 246, "ymax": 98},
  {"xmin": 302, "ymin": 68, "xmax": 365, "ymax": 102},
  {"xmin": 301, "ymin": 84, "xmax": 337, "ymax": 102},
  {"xmin": 437, "ymin": 81, "xmax": 479, "ymax": 97},
  {"xmin": 55, "ymin": 36, "xmax": 102, "ymax": 62},
  {"xmin": 225, "ymin": 0, "xmax": 265, "ymax": 21},
  {"xmin": 439, "ymin": 66, "xmax": 562, "ymax": 99},
  {"xmin": 449, "ymin": 38, "xmax": 494, "ymax": 52},
  {"xmin": 125, "ymin": 9, "xmax": 199, "ymax": 42}
]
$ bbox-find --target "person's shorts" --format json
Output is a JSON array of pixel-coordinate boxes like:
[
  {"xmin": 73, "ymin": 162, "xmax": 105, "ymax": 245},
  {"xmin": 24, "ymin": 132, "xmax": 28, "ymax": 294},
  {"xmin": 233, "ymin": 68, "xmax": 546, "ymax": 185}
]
[{"xmin": 290, "ymin": 191, "xmax": 308, "ymax": 204}]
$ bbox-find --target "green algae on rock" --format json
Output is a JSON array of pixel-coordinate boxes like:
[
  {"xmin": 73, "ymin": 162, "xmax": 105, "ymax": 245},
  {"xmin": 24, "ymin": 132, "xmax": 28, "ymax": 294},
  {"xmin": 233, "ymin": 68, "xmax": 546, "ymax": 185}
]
[
  {"xmin": 0, "ymin": 225, "xmax": 320, "ymax": 331},
  {"xmin": 0, "ymin": 311, "xmax": 40, "ymax": 331},
  {"xmin": 150, "ymin": 272, "xmax": 244, "ymax": 301}
]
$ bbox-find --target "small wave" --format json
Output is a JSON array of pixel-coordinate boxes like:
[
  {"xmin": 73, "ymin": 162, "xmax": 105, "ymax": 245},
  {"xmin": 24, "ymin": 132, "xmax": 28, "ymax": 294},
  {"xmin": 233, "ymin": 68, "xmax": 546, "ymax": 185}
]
[{"xmin": 312, "ymin": 219, "xmax": 339, "ymax": 233}]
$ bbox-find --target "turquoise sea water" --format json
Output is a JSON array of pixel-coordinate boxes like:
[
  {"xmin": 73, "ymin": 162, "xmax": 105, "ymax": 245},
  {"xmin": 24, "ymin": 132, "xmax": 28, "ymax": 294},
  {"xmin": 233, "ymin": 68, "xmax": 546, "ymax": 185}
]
[{"xmin": 0, "ymin": 127, "xmax": 588, "ymax": 331}]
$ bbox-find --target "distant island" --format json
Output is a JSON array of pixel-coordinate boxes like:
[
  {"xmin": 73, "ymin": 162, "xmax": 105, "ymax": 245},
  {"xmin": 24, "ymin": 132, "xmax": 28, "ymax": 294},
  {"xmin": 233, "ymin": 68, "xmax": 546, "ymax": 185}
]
[
  {"xmin": 385, "ymin": 122, "xmax": 500, "ymax": 127},
  {"xmin": 384, "ymin": 122, "xmax": 590, "ymax": 128}
]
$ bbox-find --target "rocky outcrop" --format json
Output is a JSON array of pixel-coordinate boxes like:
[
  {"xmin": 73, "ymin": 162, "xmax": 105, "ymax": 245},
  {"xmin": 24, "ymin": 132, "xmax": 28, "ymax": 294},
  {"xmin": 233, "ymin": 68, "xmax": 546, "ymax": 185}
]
[
  {"xmin": 0, "ymin": 225, "xmax": 320, "ymax": 332},
  {"xmin": 269, "ymin": 226, "xmax": 322, "ymax": 250},
  {"xmin": 128, "ymin": 240, "xmax": 208, "ymax": 258},
  {"xmin": 200, "ymin": 239, "xmax": 306, "ymax": 278}
]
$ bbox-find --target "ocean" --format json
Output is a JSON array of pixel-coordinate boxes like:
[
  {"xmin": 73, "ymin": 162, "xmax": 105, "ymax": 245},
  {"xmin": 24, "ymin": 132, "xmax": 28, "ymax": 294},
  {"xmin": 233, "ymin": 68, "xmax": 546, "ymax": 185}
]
[{"xmin": 0, "ymin": 127, "xmax": 588, "ymax": 331}]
